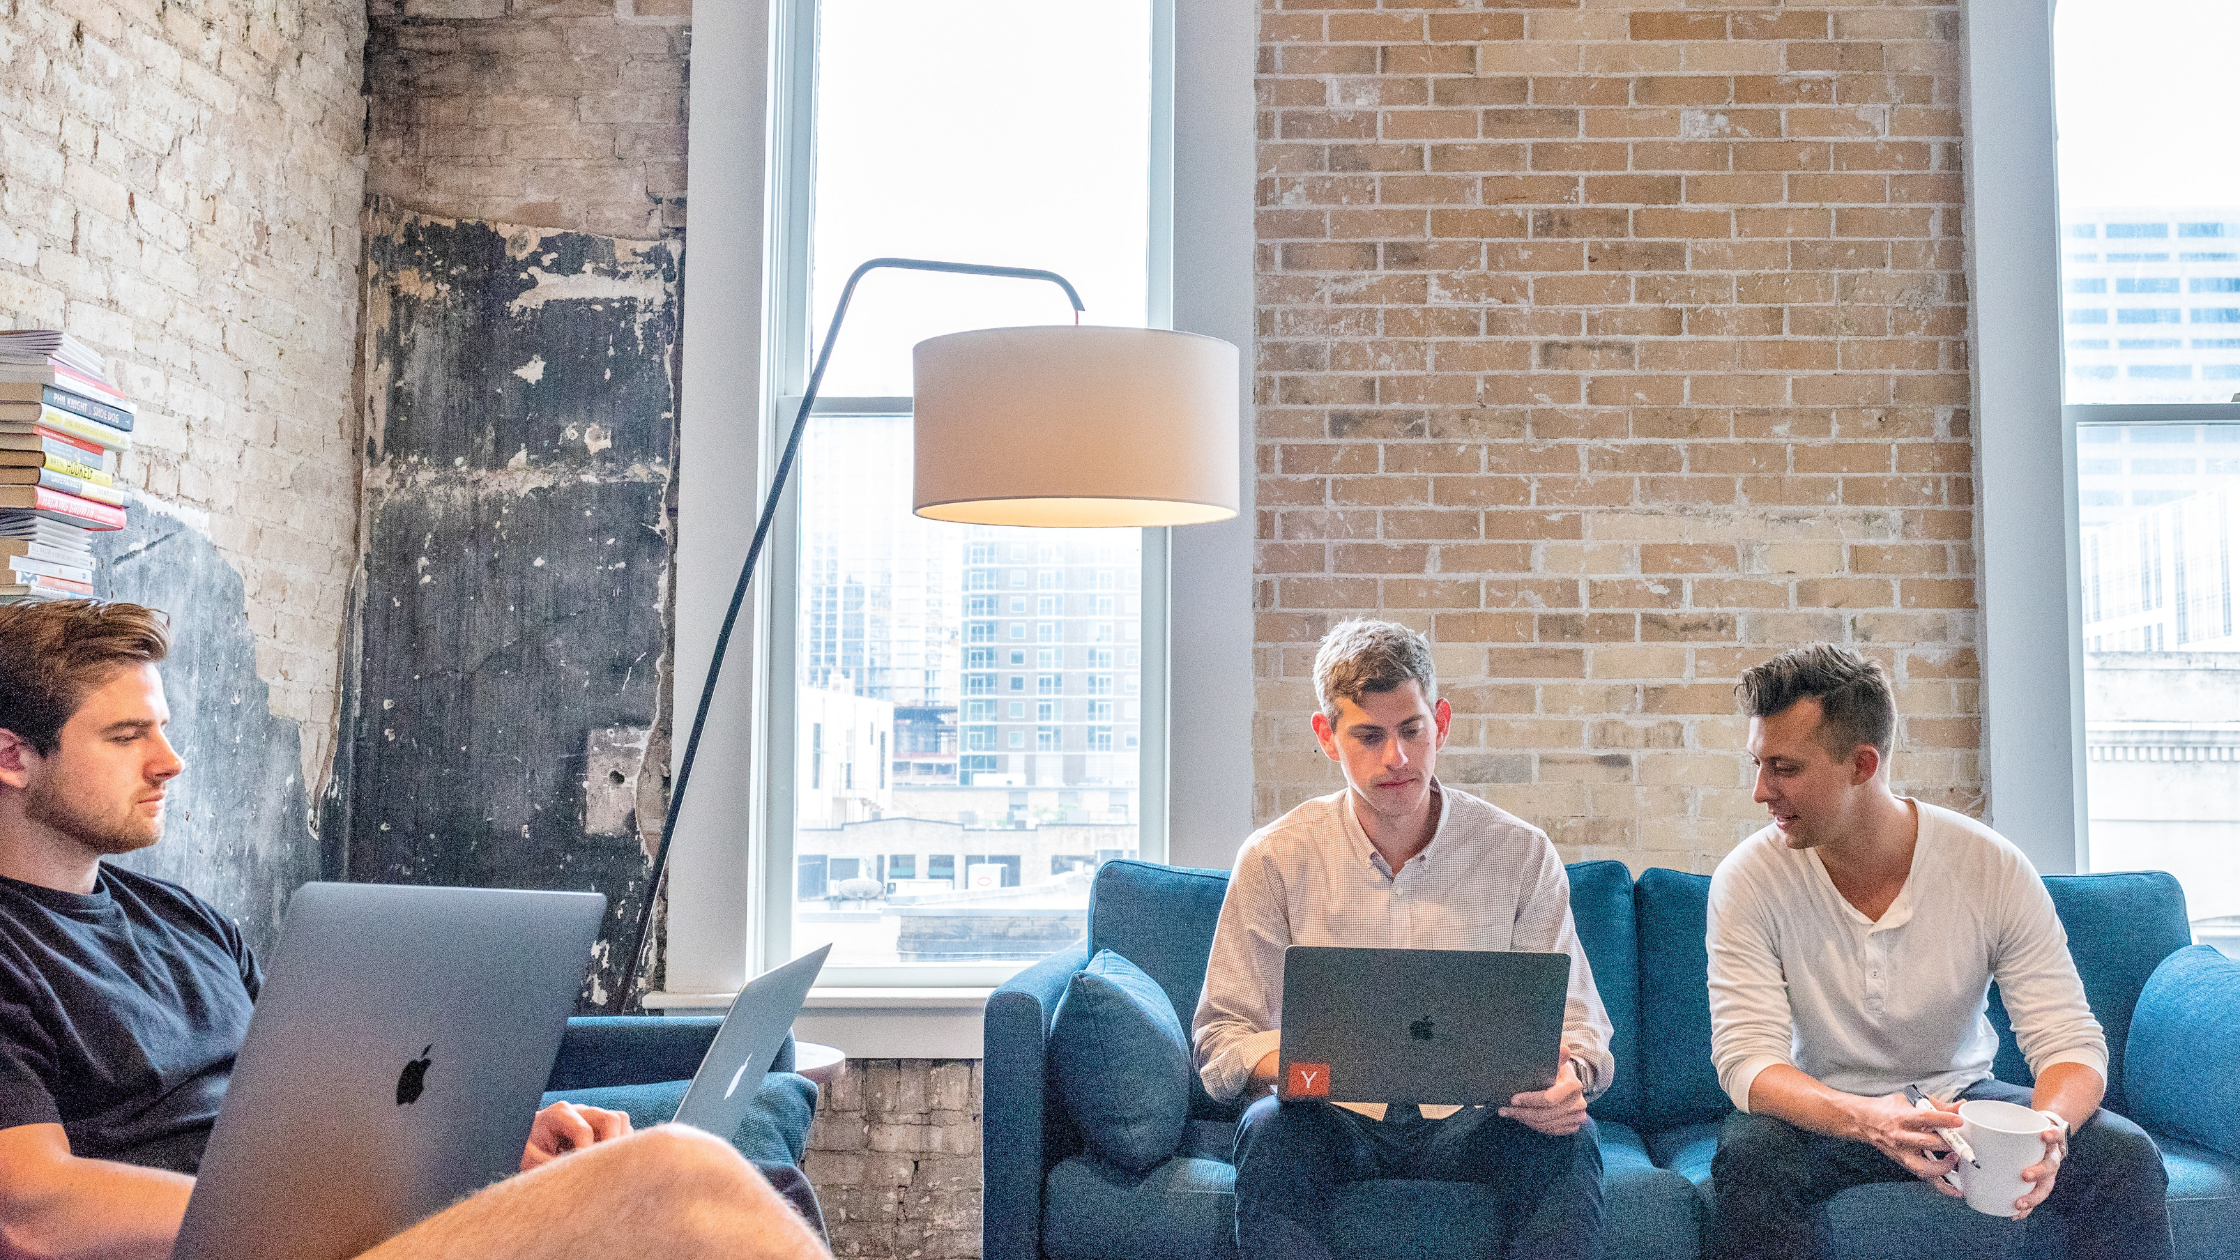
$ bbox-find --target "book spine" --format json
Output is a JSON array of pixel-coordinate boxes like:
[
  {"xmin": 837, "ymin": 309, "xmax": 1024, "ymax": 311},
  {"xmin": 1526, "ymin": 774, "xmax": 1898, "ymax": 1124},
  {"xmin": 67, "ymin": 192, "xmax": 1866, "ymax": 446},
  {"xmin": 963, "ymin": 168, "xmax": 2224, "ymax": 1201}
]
[
  {"xmin": 42, "ymin": 364, "xmax": 130, "ymax": 409},
  {"xmin": 39, "ymin": 468, "xmax": 125, "ymax": 506},
  {"xmin": 31, "ymin": 424, "xmax": 109, "ymax": 462},
  {"xmin": 30, "ymin": 485, "xmax": 126, "ymax": 529},
  {"xmin": 41, "ymin": 383, "xmax": 134, "ymax": 430},
  {"xmin": 35, "ymin": 406, "xmax": 130, "ymax": 452},
  {"xmin": 28, "ymin": 572, "xmax": 94, "ymax": 595},
  {"xmin": 42, "ymin": 447, "xmax": 112, "ymax": 485},
  {"xmin": 7, "ymin": 556, "xmax": 95, "ymax": 583}
]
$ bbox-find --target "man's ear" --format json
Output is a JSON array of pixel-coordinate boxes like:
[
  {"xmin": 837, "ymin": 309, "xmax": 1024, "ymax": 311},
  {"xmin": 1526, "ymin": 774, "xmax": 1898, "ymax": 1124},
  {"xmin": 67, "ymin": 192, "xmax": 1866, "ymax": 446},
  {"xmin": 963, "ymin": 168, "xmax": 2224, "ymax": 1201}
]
[
  {"xmin": 1432, "ymin": 697, "xmax": 1452, "ymax": 747},
  {"xmin": 0, "ymin": 728, "xmax": 39, "ymax": 792},
  {"xmin": 1851, "ymin": 742, "xmax": 1882, "ymax": 787},
  {"xmin": 1311, "ymin": 710, "xmax": 1341, "ymax": 763}
]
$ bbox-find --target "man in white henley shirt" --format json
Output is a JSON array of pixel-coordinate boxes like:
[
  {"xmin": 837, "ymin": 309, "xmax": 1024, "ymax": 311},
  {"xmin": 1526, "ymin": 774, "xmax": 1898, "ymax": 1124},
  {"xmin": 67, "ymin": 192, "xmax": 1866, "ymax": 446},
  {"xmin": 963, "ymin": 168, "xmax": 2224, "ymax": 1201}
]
[
  {"xmin": 1704, "ymin": 643, "xmax": 2168, "ymax": 1260},
  {"xmin": 1193, "ymin": 620, "xmax": 1614, "ymax": 1260}
]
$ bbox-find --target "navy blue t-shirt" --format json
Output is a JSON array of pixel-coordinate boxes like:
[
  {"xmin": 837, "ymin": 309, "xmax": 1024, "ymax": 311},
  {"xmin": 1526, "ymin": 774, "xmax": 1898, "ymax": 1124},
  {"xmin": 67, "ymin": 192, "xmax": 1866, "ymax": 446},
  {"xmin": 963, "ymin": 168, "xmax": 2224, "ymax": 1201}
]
[{"xmin": 0, "ymin": 864, "xmax": 259, "ymax": 1173}]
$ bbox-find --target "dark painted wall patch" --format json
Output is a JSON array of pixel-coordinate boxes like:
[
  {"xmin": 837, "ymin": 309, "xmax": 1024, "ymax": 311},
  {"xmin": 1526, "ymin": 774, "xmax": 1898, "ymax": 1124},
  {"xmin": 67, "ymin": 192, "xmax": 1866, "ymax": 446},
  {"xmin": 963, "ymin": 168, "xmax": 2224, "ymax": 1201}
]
[{"xmin": 349, "ymin": 206, "xmax": 678, "ymax": 1008}]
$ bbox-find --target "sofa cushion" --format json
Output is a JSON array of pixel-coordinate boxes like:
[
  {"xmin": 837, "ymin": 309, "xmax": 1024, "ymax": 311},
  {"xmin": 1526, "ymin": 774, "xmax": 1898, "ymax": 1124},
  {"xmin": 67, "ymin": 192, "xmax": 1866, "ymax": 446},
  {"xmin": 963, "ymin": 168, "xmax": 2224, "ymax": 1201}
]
[
  {"xmin": 2126, "ymin": 945, "xmax": 2240, "ymax": 1162},
  {"xmin": 1568, "ymin": 860, "xmax": 1643, "ymax": 1127},
  {"xmin": 1597, "ymin": 1120, "xmax": 1704, "ymax": 1260},
  {"xmin": 1983, "ymin": 871, "xmax": 2189, "ymax": 1116},
  {"xmin": 2163, "ymin": 1135, "xmax": 2240, "ymax": 1260},
  {"xmin": 541, "ymin": 1070, "xmax": 818, "ymax": 1165},
  {"xmin": 1043, "ymin": 1154, "xmax": 1238, "ymax": 1260},
  {"xmin": 1051, "ymin": 949, "xmax": 1193, "ymax": 1172},
  {"xmin": 1087, "ymin": 860, "xmax": 1237, "ymax": 1120},
  {"xmin": 1634, "ymin": 868, "xmax": 1732, "ymax": 1130}
]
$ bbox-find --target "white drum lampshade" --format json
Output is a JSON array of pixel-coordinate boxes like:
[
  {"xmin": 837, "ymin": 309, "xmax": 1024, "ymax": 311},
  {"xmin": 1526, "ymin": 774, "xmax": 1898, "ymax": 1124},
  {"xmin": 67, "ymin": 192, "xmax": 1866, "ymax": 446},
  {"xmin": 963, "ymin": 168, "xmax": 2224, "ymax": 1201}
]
[{"xmin": 912, "ymin": 325, "xmax": 1240, "ymax": 528}]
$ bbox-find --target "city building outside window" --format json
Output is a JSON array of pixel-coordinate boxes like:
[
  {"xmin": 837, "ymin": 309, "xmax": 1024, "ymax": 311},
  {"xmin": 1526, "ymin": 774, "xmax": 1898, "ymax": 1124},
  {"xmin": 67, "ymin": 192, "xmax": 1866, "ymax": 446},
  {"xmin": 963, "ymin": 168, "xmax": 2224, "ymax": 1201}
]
[
  {"xmin": 2059, "ymin": 0, "xmax": 2240, "ymax": 956},
  {"xmin": 772, "ymin": 0, "xmax": 1164, "ymax": 980}
]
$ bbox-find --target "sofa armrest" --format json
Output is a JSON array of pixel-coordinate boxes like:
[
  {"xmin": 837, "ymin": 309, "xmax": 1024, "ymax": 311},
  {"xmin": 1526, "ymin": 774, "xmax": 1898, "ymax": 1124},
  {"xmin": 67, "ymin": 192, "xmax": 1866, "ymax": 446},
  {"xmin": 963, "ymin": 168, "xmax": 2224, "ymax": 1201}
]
[
  {"xmin": 983, "ymin": 940, "xmax": 1091, "ymax": 1260},
  {"xmin": 548, "ymin": 1015, "xmax": 795, "ymax": 1090},
  {"xmin": 2123, "ymin": 944, "xmax": 2240, "ymax": 1162}
]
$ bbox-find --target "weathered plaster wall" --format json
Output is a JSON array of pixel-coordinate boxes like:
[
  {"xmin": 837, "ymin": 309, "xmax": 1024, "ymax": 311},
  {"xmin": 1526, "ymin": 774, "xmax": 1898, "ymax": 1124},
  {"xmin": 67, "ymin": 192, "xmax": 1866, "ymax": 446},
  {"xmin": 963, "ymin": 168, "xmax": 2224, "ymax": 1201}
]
[
  {"xmin": 0, "ymin": 0, "xmax": 366, "ymax": 942},
  {"xmin": 346, "ymin": 204, "xmax": 678, "ymax": 1006}
]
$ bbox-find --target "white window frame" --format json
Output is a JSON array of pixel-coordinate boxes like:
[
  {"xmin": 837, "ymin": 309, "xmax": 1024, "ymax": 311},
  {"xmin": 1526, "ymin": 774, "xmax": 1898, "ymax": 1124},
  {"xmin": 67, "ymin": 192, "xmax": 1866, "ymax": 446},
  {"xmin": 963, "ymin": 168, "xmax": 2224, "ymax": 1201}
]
[
  {"xmin": 1961, "ymin": 0, "xmax": 2240, "ymax": 874},
  {"xmin": 661, "ymin": 0, "xmax": 1252, "ymax": 1046}
]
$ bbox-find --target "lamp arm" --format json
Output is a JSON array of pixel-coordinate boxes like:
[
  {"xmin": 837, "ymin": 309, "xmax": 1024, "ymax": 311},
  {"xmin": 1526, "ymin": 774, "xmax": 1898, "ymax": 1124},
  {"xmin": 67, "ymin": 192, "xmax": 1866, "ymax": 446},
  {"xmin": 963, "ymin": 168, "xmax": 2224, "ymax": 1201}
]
[{"xmin": 608, "ymin": 257, "xmax": 1086, "ymax": 1013}]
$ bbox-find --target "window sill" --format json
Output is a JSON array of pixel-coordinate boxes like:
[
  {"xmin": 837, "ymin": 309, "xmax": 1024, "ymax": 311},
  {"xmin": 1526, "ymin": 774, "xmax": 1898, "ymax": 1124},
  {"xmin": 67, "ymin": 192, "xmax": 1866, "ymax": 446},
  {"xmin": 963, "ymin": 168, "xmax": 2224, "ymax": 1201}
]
[{"xmin": 641, "ymin": 987, "xmax": 993, "ymax": 1059}]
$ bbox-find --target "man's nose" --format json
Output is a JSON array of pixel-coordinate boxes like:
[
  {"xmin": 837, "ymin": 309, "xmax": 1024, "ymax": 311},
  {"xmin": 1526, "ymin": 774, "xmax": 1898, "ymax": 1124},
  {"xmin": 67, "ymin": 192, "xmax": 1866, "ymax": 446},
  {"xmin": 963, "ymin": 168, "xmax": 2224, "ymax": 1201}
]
[
  {"xmin": 148, "ymin": 731, "xmax": 184, "ymax": 782},
  {"xmin": 1751, "ymin": 768, "xmax": 1773, "ymax": 804}
]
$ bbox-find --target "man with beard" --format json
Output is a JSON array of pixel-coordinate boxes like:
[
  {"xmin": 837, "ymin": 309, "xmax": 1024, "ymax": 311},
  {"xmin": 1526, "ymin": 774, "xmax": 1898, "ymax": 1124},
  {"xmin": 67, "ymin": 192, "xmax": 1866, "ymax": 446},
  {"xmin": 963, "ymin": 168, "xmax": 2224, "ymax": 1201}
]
[
  {"xmin": 1705, "ymin": 642, "xmax": 2170, "ymax": 1258},
  {"xmin": 0, "ymin": 599, "xmax": 831, "ymax": 1260}
]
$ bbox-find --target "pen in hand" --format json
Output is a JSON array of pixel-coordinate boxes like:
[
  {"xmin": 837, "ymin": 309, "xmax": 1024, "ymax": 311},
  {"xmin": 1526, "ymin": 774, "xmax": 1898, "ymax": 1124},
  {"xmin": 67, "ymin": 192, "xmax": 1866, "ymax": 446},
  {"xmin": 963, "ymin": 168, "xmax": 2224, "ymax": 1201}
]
[{"xmin": 1904, "ymin": 1084, "xmax": 1977, "ymax": 1167}]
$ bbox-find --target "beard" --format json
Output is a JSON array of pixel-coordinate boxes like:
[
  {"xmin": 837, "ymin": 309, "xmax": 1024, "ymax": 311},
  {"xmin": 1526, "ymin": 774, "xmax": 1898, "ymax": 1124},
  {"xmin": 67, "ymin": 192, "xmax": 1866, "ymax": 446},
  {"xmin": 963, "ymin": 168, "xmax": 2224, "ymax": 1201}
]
[{"xmin": 23, "ymin": 775, "xmax": 164, "ymax": 857}]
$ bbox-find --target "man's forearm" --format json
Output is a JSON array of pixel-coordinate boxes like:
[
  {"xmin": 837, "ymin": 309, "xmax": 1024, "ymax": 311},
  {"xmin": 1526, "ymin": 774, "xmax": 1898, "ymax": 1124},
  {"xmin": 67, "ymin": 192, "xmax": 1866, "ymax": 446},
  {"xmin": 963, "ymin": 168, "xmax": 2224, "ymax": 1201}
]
[
  {"xmin": 0, "ymin": 1125, "xmax": 192, "ymax": 1260},
  {"xmin": 1743, "ymin": 1064, "xmax": 1872, "ymax": 1141},
  {"xmin": 2030, "ymin": 1061, "xmax": 2104, "ymax": 1132}
]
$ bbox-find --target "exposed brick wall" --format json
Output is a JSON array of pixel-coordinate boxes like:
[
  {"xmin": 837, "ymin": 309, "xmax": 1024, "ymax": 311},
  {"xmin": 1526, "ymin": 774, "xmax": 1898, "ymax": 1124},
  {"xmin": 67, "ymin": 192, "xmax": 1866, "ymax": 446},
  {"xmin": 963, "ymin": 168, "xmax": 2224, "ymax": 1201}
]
[
  {"xmin": 0, "ymin": 0, "xmax": 367, "ymax": 795},
  {"xmin": 804, "ymin": 1059, "xmax": 984, "ymax": 1260},
  {"xmin": 364, "ymin": 0, "xmax": 689, "ymax": 239},
  {"xmin": 1253, "ymin": 0, "xmax": 1980, "ymax": 871}
]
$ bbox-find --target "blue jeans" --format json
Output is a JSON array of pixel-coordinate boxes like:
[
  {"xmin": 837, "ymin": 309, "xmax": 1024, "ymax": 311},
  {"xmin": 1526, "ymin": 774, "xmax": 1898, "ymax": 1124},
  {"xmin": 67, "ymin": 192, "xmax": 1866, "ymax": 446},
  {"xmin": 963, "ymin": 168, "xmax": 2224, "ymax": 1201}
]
[
  {"xmin": 1708, "ymin": 1077, "xmax": 2170, "ymax": 1260},
  {"xmin": 1231, "ymin": 1096, "xmax": 1605, "ymax": 1260}
]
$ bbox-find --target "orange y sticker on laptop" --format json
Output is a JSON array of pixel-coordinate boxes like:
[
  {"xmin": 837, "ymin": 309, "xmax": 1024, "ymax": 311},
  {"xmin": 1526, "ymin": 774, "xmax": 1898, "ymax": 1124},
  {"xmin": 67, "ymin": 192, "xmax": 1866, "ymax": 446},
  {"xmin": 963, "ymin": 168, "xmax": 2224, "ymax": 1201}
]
[{"xmin": 1286, "ymin": 1062, "xmax": 1331, "ymax": 1098}]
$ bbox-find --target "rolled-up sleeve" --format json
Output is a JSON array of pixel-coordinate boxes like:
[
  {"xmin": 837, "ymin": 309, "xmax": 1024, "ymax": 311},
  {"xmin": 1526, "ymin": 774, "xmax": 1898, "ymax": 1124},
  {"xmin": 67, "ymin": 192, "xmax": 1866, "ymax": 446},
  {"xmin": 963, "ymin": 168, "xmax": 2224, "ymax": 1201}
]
[
  {"xmin": 1510, "ymin": 837, "xmax": 1615, "ymax": 1100},
  {"xmin": 1707, "ymin": 864, "xmax": 1796, "ymax": 1113},
  {"xmin": 1192, "ymin": 841, "xmax": 1291, "ymax": 1104},
  {"xmin": 1993, "ymin": 858, "xmax": 2109, "ymax": 1085}
]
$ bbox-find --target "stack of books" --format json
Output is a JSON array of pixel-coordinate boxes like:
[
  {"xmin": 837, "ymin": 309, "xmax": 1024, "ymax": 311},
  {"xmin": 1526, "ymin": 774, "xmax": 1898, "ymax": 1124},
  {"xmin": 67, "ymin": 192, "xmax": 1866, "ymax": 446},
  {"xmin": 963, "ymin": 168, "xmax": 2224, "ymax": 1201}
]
[{"xmin": 0, "ymin": 331, "xmax": 131, "ymax": 602}]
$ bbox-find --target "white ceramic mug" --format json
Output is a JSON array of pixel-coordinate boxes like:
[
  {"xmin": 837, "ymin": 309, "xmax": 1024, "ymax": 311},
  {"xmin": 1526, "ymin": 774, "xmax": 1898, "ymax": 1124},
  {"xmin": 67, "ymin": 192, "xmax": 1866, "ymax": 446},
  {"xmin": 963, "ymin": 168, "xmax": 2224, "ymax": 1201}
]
[{"xmin": 1947, "ymin": 1098, "xmax": 2055, "ymax": 1216}]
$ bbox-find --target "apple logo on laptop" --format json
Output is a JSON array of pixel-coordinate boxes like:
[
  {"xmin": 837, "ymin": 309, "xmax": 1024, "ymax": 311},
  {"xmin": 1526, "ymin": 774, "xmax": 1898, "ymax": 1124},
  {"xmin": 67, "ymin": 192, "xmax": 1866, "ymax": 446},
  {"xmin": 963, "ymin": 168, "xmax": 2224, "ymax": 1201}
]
[
  {"xmin": 396, "ymin": 1045, "xmax": 434, "ymax": 1105},
  {"xmin": 1410, "ymin": 1016, "xmax": 1435, "ymax": 1042}
]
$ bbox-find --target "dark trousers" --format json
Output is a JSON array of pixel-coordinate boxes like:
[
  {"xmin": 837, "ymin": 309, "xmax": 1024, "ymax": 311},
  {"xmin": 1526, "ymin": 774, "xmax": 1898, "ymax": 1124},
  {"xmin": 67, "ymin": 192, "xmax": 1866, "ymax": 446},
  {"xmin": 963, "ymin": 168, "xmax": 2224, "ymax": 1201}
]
[
  {"xmin": 1231, "ymin": 1096, "xmax": 1604, "ymax": 1260},
  {"xmin": 1708, "ymin": 1078, "xmax": 2171, "ymax": 1260}
]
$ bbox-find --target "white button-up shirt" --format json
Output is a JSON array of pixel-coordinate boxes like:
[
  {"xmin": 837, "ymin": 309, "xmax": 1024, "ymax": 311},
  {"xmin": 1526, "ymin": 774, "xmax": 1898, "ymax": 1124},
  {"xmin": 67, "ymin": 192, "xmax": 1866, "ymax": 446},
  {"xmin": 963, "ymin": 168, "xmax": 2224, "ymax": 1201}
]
[
  {"xmin": 1708, "ymin": 799, "xmax": 2108, "ymax": 1112},
  {"xmin": 1192, "ymin": 783, "xmax": 1616, "ymax": 1120}
]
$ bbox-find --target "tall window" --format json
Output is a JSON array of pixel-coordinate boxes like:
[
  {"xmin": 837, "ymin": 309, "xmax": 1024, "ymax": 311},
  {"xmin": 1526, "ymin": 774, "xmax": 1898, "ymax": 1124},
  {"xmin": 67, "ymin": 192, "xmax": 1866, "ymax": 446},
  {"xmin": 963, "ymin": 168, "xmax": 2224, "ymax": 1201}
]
[
  {"xmin": 2059, "ymin": 0, "xmax": 2240, "ymax": 955},
  {"xmin": 774, "ymin": 0, "xmax": 1167, "ymax": 980}
]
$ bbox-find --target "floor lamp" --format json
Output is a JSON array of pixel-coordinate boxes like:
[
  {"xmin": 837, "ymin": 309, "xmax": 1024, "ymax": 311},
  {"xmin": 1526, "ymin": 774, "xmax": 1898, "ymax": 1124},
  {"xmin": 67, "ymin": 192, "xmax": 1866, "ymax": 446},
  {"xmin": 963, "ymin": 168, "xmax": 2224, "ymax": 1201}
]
[{"xmin": 610, "ymin": 257, "xmax": 1240, "ymax": 1012}]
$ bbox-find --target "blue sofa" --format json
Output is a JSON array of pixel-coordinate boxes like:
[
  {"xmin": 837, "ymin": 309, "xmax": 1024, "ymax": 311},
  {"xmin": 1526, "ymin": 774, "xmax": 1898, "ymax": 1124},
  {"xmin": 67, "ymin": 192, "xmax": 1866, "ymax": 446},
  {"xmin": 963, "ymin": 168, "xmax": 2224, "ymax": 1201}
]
[
  {"xmin": 985, "ymin": 859, "xmax": 2240, "ymax": 1260},
  {"xmin": 540, "ymin": 1016, "xmax": 819, "ymax": 1170}
]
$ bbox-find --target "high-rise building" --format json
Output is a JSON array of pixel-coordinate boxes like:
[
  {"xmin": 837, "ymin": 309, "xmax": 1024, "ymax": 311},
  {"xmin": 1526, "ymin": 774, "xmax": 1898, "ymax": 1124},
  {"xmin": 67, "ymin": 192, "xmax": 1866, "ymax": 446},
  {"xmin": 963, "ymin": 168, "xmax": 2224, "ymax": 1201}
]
[
  {"xmin": 955, "ymin": 527, "xmax": 1141, "ymax": 817},
  {"xmin": 2061, "ymin": 209, "xmax": 2240, "ymax": 409},
  {"xmin": 798, "ymin": 414, "xmax": 962, "ymax": 785}
]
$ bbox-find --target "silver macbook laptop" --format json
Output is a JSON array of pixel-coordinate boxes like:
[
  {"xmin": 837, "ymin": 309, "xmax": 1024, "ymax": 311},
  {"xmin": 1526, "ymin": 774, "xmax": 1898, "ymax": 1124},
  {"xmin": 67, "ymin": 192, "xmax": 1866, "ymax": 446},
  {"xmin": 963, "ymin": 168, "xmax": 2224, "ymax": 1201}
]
[
  {"xmin": 1278, "ymin": 945, "xmax": 1570, "ymax": 1105},
  {"xmin": 672, "ymin": 944, "xmax": 831, "ymax": 1138},
  {"xmin": 174, "ymin": 882, "xmax": 607, "ymax": 1260}
]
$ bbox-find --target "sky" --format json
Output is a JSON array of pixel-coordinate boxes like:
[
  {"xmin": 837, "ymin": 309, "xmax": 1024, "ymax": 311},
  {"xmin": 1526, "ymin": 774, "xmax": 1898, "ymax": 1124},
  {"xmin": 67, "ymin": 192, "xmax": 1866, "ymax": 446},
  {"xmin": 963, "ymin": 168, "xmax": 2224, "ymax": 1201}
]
[
  {"xmin": 807, "ymin": 0, "xmax": 1154, "ymax": 398},
  {"xmin": 2056, "ymin": 0, "xmax": 2240, "ymax": 212}
]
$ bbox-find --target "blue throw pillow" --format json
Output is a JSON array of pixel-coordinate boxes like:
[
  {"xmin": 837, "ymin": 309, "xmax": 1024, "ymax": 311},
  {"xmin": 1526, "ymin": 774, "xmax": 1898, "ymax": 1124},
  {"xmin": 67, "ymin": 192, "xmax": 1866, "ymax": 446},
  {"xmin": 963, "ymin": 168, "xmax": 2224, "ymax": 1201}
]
[
  {"xmin": 2124, "ymin": 944, "xmax": 2240, "ymax": 1162},
  {"xmin": 1049, "ymin": 949, "xmax": 1191, "ymax": 1172}
]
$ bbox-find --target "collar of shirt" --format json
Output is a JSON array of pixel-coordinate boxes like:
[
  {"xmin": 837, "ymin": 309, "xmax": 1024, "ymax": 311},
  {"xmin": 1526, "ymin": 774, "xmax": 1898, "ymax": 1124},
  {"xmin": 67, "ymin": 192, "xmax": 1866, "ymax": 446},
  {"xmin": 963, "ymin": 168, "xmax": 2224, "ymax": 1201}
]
[
  {"xmin": 1341, "ymin": 779, "xmax": 1451, "ymax": 880},
  {"xmin": 1803, "ymin": 795, "xmax": 1929, "ymax": 934}
]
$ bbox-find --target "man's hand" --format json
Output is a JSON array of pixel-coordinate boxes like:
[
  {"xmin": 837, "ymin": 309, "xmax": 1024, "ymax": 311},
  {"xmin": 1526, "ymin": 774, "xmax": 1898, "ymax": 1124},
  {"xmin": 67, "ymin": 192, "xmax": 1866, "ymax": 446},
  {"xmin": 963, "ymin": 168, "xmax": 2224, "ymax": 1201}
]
[
  {"xmin": 2012, "ymin": 1117, "xmax": 2068, "ymax": 1220},
  {"xmin": 520, "ymin": 1101, "xmax": 633, "ymax": 1172},
  {"xmin": 1250, "ymin": 1050, "xmax": 1283, "ymax": 1098},
  {"xmin": 1499, "ymin": 1055, "xmax": 1588, "ymax": 1136},
  {"xmin": 1848, "ymin": 1091, "xmax": 1963, "ymax": 1196}
]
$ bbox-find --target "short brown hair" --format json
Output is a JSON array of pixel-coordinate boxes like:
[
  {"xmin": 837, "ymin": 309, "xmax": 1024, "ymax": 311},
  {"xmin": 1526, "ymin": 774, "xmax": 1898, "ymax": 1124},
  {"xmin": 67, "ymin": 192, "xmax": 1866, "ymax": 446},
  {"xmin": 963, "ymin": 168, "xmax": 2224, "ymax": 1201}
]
[
  {"xmin": 0, "ymin": 600, "xmax": 172, "ymax": 754},
  {"xmin": 1736, "ymin": 642, "xmax": 1894, "ymax": 759},
  {"xmin": 1313, "ymin": 619, "xmax": 1437, "ymax": 721}
]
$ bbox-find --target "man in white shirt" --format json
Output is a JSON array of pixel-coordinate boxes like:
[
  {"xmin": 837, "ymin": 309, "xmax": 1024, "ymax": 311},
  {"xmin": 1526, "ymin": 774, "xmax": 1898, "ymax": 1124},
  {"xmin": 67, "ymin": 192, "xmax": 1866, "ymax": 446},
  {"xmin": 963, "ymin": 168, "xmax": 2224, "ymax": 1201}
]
[
  {"xmin": 1705, "ymin": 643, "xmax": 2169, "ymax": 1259},
  {"xmin": 1193, "ymin": 619, "xmax": 1614, "ymax": 1260}
]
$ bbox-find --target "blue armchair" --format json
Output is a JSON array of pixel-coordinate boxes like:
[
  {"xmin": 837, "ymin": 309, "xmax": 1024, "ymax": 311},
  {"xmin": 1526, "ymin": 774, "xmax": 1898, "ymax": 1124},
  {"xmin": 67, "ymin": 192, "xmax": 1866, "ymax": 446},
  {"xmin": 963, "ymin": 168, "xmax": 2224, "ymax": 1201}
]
[{"xmin": 984, "ymin": 859, "xmax": 2240, "ymax": 1260}]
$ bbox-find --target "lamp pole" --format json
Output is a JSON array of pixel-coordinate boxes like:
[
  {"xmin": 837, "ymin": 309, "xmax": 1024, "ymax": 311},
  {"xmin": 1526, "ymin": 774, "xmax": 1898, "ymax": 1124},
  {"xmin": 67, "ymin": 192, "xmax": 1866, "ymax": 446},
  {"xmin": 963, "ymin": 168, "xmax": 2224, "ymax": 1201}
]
[{"xmin": 609, "ymin": 258, "xmax": 1087, "ymax": 1013}]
